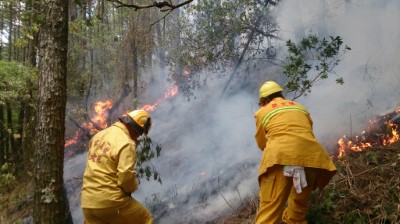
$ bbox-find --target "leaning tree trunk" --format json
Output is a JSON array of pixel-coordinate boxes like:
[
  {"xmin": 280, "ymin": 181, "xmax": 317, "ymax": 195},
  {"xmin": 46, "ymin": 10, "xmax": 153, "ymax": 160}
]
[{"xmin": 33, "ymin": 0, "xmax": 69, "ymax": 223}]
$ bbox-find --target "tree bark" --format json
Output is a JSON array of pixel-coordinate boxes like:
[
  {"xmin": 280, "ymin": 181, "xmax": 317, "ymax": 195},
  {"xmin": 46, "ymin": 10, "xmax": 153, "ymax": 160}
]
[
  {"xmin": 27, "ymin": 0, "xmax": 39, "ymax": 67},
  {"xmin": 16, "ymin": 102, "xmax": 24, "ymax": 170},
  {"xmin": 130, "ymin": 20, "xmax": 139, "ymax": 108},
  {"xmin": 8, "ymin": 1, "xmax": 13, "ymax": 61},
  {"xmin": 33, "ymin": 0, "xmax": 69, "ymax": 223},
  {"xmin": 156, "ymin": 16, "xmax": 166, "ymax": 80},
  {"xmin": 23, "ymin": 0, "xmax": 39, "ymax": 172},
  {"xmin": 21, "ymin": 98, "xmax": 35, "ymax": 172},
  {"xmin": 0, "ymin": 3, "xmax": 3, "ymax": 60},
  {"xmin": 0, "ymin": 105, "xmax": 5, "ymax": 166},
  {"xmin": 6, "ymin": 102, "xmax": 15, "ymax": 162}
]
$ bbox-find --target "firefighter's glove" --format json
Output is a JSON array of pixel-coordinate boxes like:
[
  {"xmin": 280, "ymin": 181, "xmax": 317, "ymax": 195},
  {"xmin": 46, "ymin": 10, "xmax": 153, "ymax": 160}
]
[{"xmin": 283, "ymin": 166, "xmax": 307, "ymax": 193}]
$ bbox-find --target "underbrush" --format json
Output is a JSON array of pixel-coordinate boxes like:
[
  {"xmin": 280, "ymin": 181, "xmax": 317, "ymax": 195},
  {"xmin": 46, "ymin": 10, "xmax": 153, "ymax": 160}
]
[
  {"xmin": 309, "ymin": 142, "xmax": 400, "ymax": 224},
  {"xmin": 210, "ymin": 142, "xmax": 400, "ymax": 224},
  {"xmin": 0, "ymin": 164, "xmax": 33, "ymax": 224}
]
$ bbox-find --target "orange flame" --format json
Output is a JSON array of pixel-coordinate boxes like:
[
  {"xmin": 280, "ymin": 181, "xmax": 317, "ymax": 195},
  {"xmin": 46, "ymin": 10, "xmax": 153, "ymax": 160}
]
[
  {"xmin": 65, "ymin": 132, "xmax": 80, "ymax": 148},
  {"xmin": 65, "ymin": 86, "xmax": 179, "ymax": 149},
  {"xmin": 91, "ymin": 100, "xmax": 113, "ymax": 129},
  {"xmin": 337, "ymin": 110, "xmax": 400, "ymax": 158},
  {"xmin": 141, "ymin": 86, "xmax": 179, "ymax": 112},
  {"xmin": 65, "ymin": 100, "xmax": 113, "ymax": 148}
]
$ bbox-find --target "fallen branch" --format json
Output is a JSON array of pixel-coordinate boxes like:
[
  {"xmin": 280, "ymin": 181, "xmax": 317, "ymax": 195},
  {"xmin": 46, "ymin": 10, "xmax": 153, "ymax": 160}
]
[{"xmin": 68, "ymin": 116, "xmax": 92, "ymax": 139}]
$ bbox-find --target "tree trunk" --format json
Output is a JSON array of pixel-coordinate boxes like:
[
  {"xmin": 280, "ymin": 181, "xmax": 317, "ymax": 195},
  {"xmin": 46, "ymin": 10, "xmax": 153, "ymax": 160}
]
[
  {"xmin": 21, "ymin": 99, "xmax": 35, "ymax": 172},
  {"xmin": 16, "ymin": 103, "xmax": 24, "ymax": 170},
  {"xmin": 6, "ymin": 102, "xmax": 15, "ymax": 161},
  {"xmin": 132, "ymin": 42, "xmax": 138, "ymax": 108},
  {"xmin": 0, "ymin": 105, "xmax": 5, "ymax": 166},
  {"xmin": 0, "ymin": 3, "xmax": 3, "ymax": 60},
  {"xmin": 130, "ymin": 20, "xmax": 139, "ymax": 108},
  {"xmin": 21, "ymin": 0, "xmax": 39, "ymax": 173},
  {"xmin": 33, "ymin": 0, "xmax": 69, "ymax": 223},
  {"xmin": 156, "ymin": 18, "xmax": 166, "ymax": 80},
  {"xmin": 26, "ymin": 0, "xmax": 39, "ymax": 67},
  {"xmin": 8, "ymin": 1, "xmax": 13, "ymax": 61}
]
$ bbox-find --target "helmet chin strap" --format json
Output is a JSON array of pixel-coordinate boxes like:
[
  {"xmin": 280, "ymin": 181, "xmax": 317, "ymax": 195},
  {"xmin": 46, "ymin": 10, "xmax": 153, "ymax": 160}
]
[
  {"xmin": 143, "ymin": 117, "xmax": 151, "ymax": 135},
  {"xmin": 119, "ymin": 115, "xmax": 144, "ymax": 137}
]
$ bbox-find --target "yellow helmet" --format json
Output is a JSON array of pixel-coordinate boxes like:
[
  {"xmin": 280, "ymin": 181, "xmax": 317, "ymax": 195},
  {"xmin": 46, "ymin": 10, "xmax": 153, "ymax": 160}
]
[
  {"xmin": 259, "ymin": 81, "xmax": 283, "ymax": 99},
  {"xmin": 119, "ymin": 109, "xmax": 152, "ymax": 135}
]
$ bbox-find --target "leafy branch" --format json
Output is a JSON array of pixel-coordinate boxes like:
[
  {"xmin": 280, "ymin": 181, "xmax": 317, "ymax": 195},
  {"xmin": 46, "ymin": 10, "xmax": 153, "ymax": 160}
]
[
  {"xmin": 283, "ymin": 34, "xmax": 351, "ymax": 100},
  {"xmin": 136, "ymin": 136, "xmax": 162, "ymax": 184}
]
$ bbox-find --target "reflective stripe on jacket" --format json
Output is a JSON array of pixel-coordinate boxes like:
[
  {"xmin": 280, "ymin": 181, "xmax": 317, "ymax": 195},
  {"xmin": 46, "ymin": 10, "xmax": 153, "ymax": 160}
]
[
  {"xmin": 254, "ymin": 97, "xmax": 336, "ymax": 189},
  {"xmin": 81, "ymin": 122, "xmax": 139, "ymax": 208}
]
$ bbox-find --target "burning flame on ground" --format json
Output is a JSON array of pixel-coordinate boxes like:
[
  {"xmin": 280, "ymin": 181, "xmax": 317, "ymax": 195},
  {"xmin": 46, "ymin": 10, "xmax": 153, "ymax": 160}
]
[
  {"xmin": 140, "ymin": 86, "xmax": 179, "ymax": 111},
  {"xmin": 65, "ymin": 86, "xmax": 179, "ymax": 149},
  {"xmin": 337, "ymin": 109, "xmax": 400, "ymax": 158},
  {"xmin": 92, "ymin": 100, "xmax": 113, "ymax": 129},
  {"xmin": 64, "ymin": 100, "xmax": 113, "ymax": 148}
]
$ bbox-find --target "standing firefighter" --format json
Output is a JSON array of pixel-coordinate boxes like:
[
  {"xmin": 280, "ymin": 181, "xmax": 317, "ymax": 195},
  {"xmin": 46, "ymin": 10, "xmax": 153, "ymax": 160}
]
[
  {"xmin": 81, "ymin": 109, "xmax": 153, "ymax": 224},
  {"xmin": 254, "ymin": 81, "xmax": 337, "ymax": 224}
]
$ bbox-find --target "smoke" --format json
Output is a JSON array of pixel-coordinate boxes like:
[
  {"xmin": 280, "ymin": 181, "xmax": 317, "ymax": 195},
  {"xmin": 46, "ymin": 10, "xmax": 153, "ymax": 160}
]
[
  {"xmin": 136, "ymin": 79, "xmax": 261, "ymax": 223},
  {"xmin": 64, "ymin": 78, "xmax": 261, "ymax": 223},
  {"xmin": 64, "ymin": 0, "xmax": 400, "ymax": 223},
  {"xmin": 277, "ymin": 0, "xmax": 400, "ymax": 150}
]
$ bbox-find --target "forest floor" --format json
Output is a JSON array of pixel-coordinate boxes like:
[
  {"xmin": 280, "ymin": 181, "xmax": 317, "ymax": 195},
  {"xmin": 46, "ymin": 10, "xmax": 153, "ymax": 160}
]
[
  {"xmin": 1, "ymin": 142, "xmax": 399, "ymax": 224},
  {"xmin": 209, "ymin": 141, "xmax": 400, "ymax": 224},
  {"xmin": 0, "ymin": 172, "xmax": 33, "ymax": 223}
]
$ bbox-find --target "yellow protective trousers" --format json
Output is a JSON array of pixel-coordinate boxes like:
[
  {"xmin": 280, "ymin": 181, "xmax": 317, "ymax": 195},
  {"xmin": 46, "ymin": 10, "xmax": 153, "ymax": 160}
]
[
  {"xmin": 83, "ymin": 198, "xmax": 153, "ymax": 224},
  {"xmin": 255, "ymin": 165, "xmax": 319, "ymax": 224}
]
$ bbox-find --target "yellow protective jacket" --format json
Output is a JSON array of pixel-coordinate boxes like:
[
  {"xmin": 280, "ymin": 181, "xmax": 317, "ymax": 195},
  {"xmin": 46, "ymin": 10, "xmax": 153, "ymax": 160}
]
[
  {"xmin": 254, "ymin": 97, "xmax": 336, "ymax": 189},
  {"xmin": 81, "ymin": 122, "xmax": 139, "ymax": 209}
]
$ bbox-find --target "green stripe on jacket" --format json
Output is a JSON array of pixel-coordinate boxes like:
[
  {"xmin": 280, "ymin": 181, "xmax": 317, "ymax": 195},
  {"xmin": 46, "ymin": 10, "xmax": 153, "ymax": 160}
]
[{"xmin": 261, "ymin": 106, "xmax": 308, "ymax": 127}]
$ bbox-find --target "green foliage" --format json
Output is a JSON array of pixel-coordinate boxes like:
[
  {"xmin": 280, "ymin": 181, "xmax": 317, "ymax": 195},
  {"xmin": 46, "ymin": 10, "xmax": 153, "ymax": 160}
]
[
  {"xmin": 364, "ymin": 151, "xmax": 378, "ymax": 164},
  {"xmin": 136, "ymin": 136, "xmax": 162, "ymax": 184},
  {"xmin": 66, "ymin": 9, "xmax": 134, "ymax": 105},
  {"xmin": 0, "ymin": 163, "xmax": 16, "ymax": 191},
  {"xmin": 168, "ymin": 0, "xmax": 279, "ymax": 96},
  {"xmin": 74, "ymin": 0, "xmax": 83, "ymax": 7},
  {"xmin": 342, "ymin": 213, "xmax": 368, "ymax": 224},
  {"xmin": 283, "ymin": 34, "xmax": 351, "ymax": 100},
  {"xmin": 0, "ymin": 60, "xmax": 37, "ymax": 105},
  {"xmin": 308, "ymin": 188, "xmax": 339, "ymax": 224}
]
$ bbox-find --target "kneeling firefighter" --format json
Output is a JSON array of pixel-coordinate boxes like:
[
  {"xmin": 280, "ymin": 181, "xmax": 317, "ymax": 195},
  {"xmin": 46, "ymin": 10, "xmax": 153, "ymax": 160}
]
[
  {"xmin": 81, "ymin": 109, "xmax": 153, "ymax": 224},
  {"xmin": 254, "ymin": 81, "xmax": 337, "ymax": 224}
]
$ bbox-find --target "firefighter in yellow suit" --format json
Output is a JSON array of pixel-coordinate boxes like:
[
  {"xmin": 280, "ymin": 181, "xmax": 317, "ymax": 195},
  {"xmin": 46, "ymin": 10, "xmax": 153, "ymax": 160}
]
[
  {"xmin": 254, "ymin": 81, "xmax": 337, "ymax": 224},
  {"xmin": 81, "ymin": 109, "xmax": 153, "ymax": 224}
]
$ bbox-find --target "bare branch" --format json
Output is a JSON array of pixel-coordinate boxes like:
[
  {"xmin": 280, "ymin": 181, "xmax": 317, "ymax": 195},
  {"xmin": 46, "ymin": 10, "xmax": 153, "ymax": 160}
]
[
  {"xmin": 150, "ymin": 10, "xmax": 173, "ymax": 26},
  {"xmin": 68, "ymin": 116, "xmax": 92, "ymax": 139},
  {"xmin": 107, "ymin": 0, "xmax": 194, "ymax": 11}
]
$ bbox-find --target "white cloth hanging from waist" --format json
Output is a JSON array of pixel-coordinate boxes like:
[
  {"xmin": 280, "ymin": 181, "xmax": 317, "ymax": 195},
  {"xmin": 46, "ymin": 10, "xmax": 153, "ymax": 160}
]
[{"xmin": 283, "ymin": 166, "xmax": 308, "ymax": 193}]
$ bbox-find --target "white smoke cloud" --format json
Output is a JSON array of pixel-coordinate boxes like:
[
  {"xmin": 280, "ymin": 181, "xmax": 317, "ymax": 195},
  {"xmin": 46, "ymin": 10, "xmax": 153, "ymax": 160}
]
[
  {"xmin": 64, "ymin": 0, "xmax": 400, "ymax": 223},
  {"xmin": 64, "ymin": 79, "xmax": 261, "ymax": 223},
  {"xmin": 131, "ymin": 79, "xmax": 261, "ymax": 223},
  {"xmin": 277, "ymin": 0, "xmax": 400, "ymax": 150}
]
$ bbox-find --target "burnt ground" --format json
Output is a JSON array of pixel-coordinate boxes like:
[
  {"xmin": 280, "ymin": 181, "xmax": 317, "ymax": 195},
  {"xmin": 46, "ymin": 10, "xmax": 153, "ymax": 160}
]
[{"xmin": 1, "ymin": 142, "xmax": 399, "ymax": 223}]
